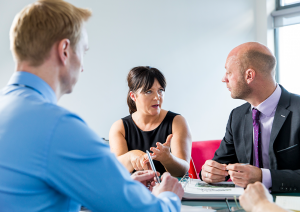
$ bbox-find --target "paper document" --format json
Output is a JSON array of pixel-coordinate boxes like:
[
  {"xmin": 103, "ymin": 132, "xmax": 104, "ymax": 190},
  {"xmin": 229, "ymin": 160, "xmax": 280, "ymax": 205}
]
[
  {"xmin": 181, "ymin": 179, "xmax": 244, "ymax": 200},
  {"xmin": 276, "ymin": 196, "xmax": 300, "ymax": 211}
]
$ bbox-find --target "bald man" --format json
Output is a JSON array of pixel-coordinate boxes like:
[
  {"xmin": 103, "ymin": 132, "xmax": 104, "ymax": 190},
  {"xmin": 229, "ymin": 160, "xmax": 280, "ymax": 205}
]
[{"xmin": 201, "ymin": 42, "xmax": 300, "ymax": 193}]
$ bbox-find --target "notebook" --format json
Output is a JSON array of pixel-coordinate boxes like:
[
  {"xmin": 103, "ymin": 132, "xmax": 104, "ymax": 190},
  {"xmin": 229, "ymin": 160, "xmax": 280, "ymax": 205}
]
[{"xmin": 180, "ymin": 175, "xmax": 244, "ymax": 200}]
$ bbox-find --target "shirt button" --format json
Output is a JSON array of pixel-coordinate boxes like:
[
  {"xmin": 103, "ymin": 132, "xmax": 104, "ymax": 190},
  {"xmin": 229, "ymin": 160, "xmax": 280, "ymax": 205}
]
[
  {"xmin": 280, "ymin": 187, "xmax": 284, "ymax": 191},
  {"xmin": 285, "ymin": 188, "xmax": 288, "ymax": 191}
]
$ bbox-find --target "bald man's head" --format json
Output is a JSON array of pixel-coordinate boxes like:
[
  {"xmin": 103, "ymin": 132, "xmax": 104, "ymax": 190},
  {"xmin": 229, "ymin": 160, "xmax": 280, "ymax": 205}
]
[{"xmin": 228, "ymin": 42, "xmax": 276, "ymax": 77}]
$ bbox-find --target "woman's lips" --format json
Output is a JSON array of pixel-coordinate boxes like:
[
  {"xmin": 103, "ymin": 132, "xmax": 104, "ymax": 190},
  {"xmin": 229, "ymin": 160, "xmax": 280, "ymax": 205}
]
[{"xmin": 151, "ymin": 105, "xmax": 159, "ymax": 108}]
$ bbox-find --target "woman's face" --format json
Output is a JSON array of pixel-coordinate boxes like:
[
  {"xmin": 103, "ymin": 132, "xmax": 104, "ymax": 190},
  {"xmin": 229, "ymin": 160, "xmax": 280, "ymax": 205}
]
[{"xmin": 132, "ymin": 79, "xmax": 165, "ymax": 116}]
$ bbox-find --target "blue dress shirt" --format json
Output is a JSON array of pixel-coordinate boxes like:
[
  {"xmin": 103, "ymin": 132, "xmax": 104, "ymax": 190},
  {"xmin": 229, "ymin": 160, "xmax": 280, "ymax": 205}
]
[{"xmin": 0, "ymin": 71, "xmax": 180, "ymax": 212}]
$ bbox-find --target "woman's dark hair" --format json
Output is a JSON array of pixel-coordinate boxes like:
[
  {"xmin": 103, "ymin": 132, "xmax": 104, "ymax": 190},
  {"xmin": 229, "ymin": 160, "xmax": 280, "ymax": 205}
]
[{"xmin": 127, "ymin": 66, "xmax": 166, "ymax": 114}]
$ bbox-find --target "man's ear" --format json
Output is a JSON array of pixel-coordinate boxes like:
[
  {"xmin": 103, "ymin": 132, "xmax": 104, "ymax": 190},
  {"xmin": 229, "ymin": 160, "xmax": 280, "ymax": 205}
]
[
  {"xmin": 58, "ymin": 39, "xmax": 71, "ymax": 66},
  {"xmin": 129, "ymin": 91, "xmax": 136, "ymax": 102},
  {"xmin": 245, "ymin": 69, "xmax": 255, "ymax": 84}
]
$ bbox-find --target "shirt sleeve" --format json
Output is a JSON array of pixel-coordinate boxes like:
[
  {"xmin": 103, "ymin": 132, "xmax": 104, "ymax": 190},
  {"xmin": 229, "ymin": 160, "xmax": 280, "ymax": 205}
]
[
  {"xmin": 261, "ymin": 168, "xmax": 272, "ymax": 190},
  {"xmin": 45, "ymin": 113, "xmax": 181, "ymax": 212}
]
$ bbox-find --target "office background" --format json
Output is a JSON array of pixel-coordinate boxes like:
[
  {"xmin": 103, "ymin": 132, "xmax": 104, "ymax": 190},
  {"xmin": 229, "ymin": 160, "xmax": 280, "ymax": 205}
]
[{"xmin": 0, "ymin": 0, "xmax": 275, "ymax": 141}]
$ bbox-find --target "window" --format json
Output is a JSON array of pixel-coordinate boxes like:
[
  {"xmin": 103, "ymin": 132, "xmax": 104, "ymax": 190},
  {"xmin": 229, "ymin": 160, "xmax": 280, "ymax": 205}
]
[
  {"xmin": 277, "ymin": 0, "xmax": 300, "ymax": 9},
  {"xmin": 274, "ymin": 1, "xmax": 300, "ymax": 94},
  {"xmin": 276, "ymin": 24, "xmax": 300, "ymax": 94}
]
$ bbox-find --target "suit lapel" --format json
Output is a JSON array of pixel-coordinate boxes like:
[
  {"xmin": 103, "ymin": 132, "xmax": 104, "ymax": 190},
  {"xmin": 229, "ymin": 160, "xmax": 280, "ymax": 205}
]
[
  {"xmin": 269, "ymin": 85, "xmax": 291, "ymax": 169},
  {"xmin": 243, "ymin": 107, "xmax": 253, "ymax": 164}
]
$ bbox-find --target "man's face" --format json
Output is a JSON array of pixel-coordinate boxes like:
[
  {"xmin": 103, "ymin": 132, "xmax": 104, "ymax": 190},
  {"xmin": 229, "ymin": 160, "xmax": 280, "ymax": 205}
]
[
  {"xmin": 222, "ymin": 55, "xmax": 251, "ymax": 99},
  {"xmin": 62, "ymin": 27, "xmax": 89, "ymax": 94}
]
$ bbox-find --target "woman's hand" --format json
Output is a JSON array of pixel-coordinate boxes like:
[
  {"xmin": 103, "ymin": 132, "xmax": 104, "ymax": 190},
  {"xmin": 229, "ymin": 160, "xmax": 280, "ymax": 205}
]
[
  {"xmin": 130, "ymin": 150, "xmax": 150, "ymax": 171},
  {"xmin": 149, "ymin": 134, "xmax": 173, "ymax": 162}
]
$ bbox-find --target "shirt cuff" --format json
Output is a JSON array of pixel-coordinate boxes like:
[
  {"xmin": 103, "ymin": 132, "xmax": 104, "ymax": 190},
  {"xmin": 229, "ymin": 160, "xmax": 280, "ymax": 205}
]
[{"xmin": 261, "ymin": 168, "xmax": 272, "ymax": 190}]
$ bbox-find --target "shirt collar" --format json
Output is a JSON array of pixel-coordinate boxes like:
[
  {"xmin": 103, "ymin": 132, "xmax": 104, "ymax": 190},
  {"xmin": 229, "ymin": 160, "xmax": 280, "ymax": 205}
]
[
  {"xmin": 251, "ymin": 84, "xmax": 281, "ymax": 117},
  {"xmin": 7, "ymin": 71, "xmax": 57, "ymax": 104}
]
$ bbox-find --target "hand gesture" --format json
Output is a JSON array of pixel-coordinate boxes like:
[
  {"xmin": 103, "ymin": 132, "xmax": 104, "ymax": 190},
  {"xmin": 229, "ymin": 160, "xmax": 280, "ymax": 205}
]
[
  {"xmin": 150, "ymin": 134, "xmax": 173, "ymax": 162},
  {"xmin": 227, "ymin": 163, "xmax": 262, "ymax": 188},
  {"xmin": 201, "ymin": 160, "xmax": 228, "ymax": 183}
]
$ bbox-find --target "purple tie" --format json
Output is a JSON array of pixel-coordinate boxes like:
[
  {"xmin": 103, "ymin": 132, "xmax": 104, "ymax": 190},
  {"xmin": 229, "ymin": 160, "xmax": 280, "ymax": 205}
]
[{"xmin": 252, "ymin": 108, "xmax": 263, "ymax": 168}]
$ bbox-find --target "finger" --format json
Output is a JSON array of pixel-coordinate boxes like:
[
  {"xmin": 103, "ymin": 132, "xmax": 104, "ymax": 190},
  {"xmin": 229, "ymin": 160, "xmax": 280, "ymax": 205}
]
[
  {"xmin": 142, "ymin": 162, "xmax": 150, "ymax": 170},
  {"xmin": 203, "ymin": 165, "xmax": 228, "ymax": 176},
  {"xmin": 156, "ymin": 142, "xmax": 164, "ymax": 150},
  {"xmin": 160, "ymin": 172, "xmax": 171, "ymax": 182},
  {"xmin": 202, "ymin": 171, "xmax": 226, "ymax": 181},
  {"xmin": 133, "ymin": 171, "xmax": 156, "ymax": 182},
  {"xmin": 231, "ymin": 177, "xmax": 248, "ymax": 188},
  {"xmin": 133, "ymin": 170, "xmax": 148, "ymax": 176},
  {"xmin": 150, "ymin": 152, "xmax": 156, "ymax": 156},
  {"xmin": 163, "ymin": 134, "xmax": 173, "ymax": 147},
  {"xmin": 205, "ymin": 160, "xmax": 227, "ymax": 171},
  {"xmin": 150, "ymin": 147, "xmax": 161, "ymax": 154},
  {"xmin": 228, "ymin": 170, "xmax": 244, "ymax": 179},
  {"xmin": 226, "ymin": 163, "xmax": 246, "ymax": 172},
  {"xmin": 132, "ymin": 161, "xmax": 138, "ymax": 171},
  {"xmin": 136, "ymin": 160, "xmax": 143, "ymax": 171},
  {"xmin": 206, "ymin": 173, "xmax": 227, "ymax": 180}
]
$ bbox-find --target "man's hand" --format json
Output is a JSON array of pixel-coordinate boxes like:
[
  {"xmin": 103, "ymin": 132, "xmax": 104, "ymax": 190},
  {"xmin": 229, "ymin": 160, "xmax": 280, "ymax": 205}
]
[
  {"xmin": 131, "ymin": 170, "xmax": 159, "ymax": 191},
  {"xmin": 227, "ymin": 164, "xmax": 262, "ymax": 188},
  {"xmin": 152, "ymin": 172, "xmax": 184, "ymax": 199},
  {"xmin": 239, "ymin": 182, "xmax": 275, "ymax": 212},
  {"xmin": 201, "ymin": 160, "xmax": 228, "ymax": 183}
]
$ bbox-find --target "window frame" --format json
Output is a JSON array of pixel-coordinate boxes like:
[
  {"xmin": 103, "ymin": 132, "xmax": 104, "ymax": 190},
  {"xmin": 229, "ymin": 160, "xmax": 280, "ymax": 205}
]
[{"xmin": 277, "ymin": 0, "xmax": 300, "ymax": 10}]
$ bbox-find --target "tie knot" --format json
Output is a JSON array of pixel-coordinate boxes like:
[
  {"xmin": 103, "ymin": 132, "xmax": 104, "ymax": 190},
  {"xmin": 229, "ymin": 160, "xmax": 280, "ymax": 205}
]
[{"xmin": 252, "ymin": 108, "xmax": 260, "ymax": 120}]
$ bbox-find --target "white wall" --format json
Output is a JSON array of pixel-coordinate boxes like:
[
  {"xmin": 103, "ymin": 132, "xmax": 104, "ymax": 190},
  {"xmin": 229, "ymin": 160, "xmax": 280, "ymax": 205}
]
[{"xmin": 0, "ymin": 0, "xmax": 272, "ymax": 141}]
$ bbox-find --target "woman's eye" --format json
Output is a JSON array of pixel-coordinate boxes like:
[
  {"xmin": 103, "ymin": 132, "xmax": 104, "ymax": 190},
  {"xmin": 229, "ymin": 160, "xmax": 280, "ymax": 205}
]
[
  {"xmin": 159, "ymin": 89, "xmax": 165, "ymax": 93},
  {"xmin": 145, "ymin": 90, "xmax": 152, "ymax": 94}
]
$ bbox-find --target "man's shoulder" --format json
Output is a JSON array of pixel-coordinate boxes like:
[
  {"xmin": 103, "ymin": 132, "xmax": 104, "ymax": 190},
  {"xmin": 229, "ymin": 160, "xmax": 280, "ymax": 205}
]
[
  {"xmin": 6, "ymin": 94, "xmax": 84, "ymax": 125},
  {"xmin": 34, "ymin": 102, "xmax": 85, "ymax": 124},
  {"xmin": 289, "ymin": 92, "xmax": 300, "ymax": 103},
  {"xmin": 230, "ymin": 102, "xmax": 251, "ymax": 117}
]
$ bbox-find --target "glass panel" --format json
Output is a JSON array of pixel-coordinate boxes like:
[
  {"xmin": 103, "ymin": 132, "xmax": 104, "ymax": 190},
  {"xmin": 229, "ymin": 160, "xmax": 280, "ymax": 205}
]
[
  {"xmin": 278, "ymin": 24, "xmax": 300, "ymax": 95},
  {"xmin": 281, "ymin": 0, "xmax": 300, "ymax": 6}
]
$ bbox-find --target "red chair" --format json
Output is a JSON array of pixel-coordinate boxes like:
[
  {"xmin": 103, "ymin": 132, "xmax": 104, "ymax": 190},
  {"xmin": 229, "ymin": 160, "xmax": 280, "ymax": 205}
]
[{"xmin": 190, "ymin": 140, "xmax": 222, "ymax": 178}]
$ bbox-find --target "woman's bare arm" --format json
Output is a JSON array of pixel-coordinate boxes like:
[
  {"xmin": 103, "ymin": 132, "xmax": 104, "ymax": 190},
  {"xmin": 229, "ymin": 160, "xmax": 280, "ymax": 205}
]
[
  {"xmin": 109, "ymin": 120, "xmax": 148, "ymax": 172},
  {"xmin": 151, "ymin": 115, "xmax": 192, "ymax": 177}
]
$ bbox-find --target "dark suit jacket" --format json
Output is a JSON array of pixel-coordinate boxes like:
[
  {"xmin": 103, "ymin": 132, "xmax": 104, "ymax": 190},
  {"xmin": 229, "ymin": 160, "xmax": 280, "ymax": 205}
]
[{"xmin": 211, "ymin": 85, "xmax": 300, "ymax": 193}]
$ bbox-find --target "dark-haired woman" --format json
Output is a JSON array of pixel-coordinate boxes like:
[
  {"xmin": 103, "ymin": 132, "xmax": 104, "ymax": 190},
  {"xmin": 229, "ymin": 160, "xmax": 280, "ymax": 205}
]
[{"xmin": 109, "ymin": 66, "xmax": 192, "ymax": 177}]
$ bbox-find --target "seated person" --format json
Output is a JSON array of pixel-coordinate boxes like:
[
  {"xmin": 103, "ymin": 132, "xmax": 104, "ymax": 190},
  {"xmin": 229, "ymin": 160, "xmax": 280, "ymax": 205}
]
[
  {"xmin": 240, "ymin": 182, "xmax": 288, "ymax": 212},
  {"xmin": 109, "ymin": 66, "xmax": 192, "ymax": 177},
  {"xmin": 201, "ymin": 42, "xmax": 300, "ymax": 193},
  {"xmin": 0, "ymin": 1, "xmax": 183, "ymax": 211}
]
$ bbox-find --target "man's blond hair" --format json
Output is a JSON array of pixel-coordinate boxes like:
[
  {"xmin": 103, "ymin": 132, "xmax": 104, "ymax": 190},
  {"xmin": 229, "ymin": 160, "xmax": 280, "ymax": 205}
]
[{"xmin": 10, "ymin": 0, "xmax": 92, "ymax": 66}]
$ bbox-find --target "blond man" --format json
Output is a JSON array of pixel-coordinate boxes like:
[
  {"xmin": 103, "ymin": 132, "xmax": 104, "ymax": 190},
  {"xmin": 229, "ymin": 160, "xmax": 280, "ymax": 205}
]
[{"xmin": 0, "ymin": 0, "xmax": 183, "ymax": 211}]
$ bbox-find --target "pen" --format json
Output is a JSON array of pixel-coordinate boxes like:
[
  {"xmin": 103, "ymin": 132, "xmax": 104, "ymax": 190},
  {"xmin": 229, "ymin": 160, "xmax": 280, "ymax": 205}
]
[
  {"xmin": 225, "ymin": 198, "xmax": 232, "ymax": 212},
  {"xmin": 146, "ymin": 150, "xmax": 160, "ymax": 184}
]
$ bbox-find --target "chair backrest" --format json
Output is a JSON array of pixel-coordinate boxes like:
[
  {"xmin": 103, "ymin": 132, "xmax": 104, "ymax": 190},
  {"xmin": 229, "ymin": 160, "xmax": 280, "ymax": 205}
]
[{"xmin": 191, "ymin": 140, "xmax": 222, "ymax": 176}]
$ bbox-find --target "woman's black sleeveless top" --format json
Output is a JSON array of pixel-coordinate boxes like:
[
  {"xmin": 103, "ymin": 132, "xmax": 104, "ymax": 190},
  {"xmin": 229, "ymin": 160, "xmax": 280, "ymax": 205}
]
[{"xmin": 122, "ymin": 111, "xmax": 179, "ymax": 174}]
